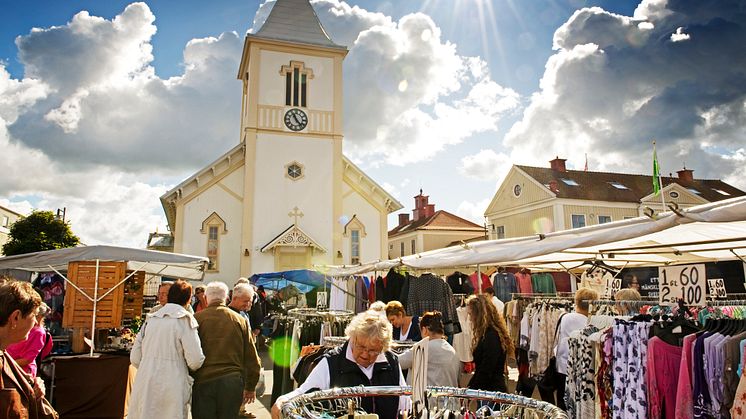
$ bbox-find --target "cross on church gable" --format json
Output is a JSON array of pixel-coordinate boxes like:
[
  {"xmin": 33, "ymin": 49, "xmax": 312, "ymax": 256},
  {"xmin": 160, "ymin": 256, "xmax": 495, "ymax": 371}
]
[{"xmin": 288, "ymin": 206, "xmax": 304, "ymax": 225}]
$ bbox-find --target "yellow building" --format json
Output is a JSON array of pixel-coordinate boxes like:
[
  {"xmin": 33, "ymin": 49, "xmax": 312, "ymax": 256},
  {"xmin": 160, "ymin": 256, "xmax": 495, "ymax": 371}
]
[
  {"xmin": 0, "ymin": 204, "xmax": 23, "ymax": 256},
  {"xmin": 388, "ymin": 190, "xmax": 486, "ymax": 259},
  {"xmin": 160, "ymin": 0, "xmax": 401, "ymax": 280},
  {"xmin": 485, "ymin": 157, "xmax": 746, "ymax": 239}
]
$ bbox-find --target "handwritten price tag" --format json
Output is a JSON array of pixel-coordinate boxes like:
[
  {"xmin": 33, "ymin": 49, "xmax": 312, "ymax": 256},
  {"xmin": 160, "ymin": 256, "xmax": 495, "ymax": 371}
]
[
  {"xmin": 658, "ymin": 264, "xmax": 706, "ymax": 306},
  {"xmin": 708, "ymin": 279, "xmax": 727, "ymax": 299}
]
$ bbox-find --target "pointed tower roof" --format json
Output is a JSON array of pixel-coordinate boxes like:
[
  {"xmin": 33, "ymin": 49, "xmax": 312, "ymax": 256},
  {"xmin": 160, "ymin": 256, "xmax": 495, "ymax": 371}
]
[{"xmin": 252, "ymin": 0, "xmax": 345, "ymax": 49}]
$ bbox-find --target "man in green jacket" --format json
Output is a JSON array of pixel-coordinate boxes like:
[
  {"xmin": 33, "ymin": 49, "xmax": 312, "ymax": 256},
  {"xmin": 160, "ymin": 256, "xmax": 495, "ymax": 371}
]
[{"xmin": 192, "ymin": 281, "xmax": 261, "ymax": 419}]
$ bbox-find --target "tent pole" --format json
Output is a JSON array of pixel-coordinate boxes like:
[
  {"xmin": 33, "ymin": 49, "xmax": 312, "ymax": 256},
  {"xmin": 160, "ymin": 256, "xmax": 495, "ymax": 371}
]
[
  {"xmin": 90, "ymin": 259, "xmax": 100, "ymax": 357},
  {"xmin": 477, "ymin": 264, "xmax": 482, "ymax": 294}
]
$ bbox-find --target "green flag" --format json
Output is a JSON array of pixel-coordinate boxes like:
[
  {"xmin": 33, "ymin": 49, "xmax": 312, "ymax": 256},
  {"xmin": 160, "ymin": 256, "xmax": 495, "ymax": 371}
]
[{"xmin": 652, "ymin": 142, "xmax": 661, "ymax": 195}]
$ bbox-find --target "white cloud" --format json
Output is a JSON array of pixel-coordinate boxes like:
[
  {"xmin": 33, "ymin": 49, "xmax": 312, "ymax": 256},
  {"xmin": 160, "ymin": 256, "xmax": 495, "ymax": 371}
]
[
  {"xmin": 670, "ymin": 27, "xmax": 690, "ymax": 42},
  {"xmin": 456, "ymin": 198, "xmax": 490, "ymax": 225},
  {"xmin": 504, "ymin": 0, "xmax": 746, "ymax": 188},
  {"xmin": 459, "ymin": 149, "xmax": 512, "ymax": 182},
  {"xmin": 10, "ymin": 3, "xmax": 242, "ymax": 171},
  {"xmin": 292, "ymin": 2, "xmax": 522, "ymax": 165}
]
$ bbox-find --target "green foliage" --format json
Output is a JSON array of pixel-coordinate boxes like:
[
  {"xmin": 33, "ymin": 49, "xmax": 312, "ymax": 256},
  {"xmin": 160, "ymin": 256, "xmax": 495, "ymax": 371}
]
[{"xmin": 2, "ymin": 210, "xmax": 80, "ymax": 256}]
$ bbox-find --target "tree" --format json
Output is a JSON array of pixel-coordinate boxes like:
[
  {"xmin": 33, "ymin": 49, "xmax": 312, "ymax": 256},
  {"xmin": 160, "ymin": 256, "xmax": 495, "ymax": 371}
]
[{"xmin": 2, "ymin": 210, "xmax": 80, "ymax": 256}]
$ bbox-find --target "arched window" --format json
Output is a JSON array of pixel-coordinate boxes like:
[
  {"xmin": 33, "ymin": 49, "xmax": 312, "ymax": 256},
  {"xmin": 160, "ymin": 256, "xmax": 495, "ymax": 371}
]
[
  {"xmin": 201, "ymin": 212, "xmax": 227, "ymax": 272},
  {"xmin": 280, "ymin": 61, "xmax": 314, "ymax": 107},
  {"xmin": 343, "ymin": 215, "xmax": 367, "ymax": 265}
]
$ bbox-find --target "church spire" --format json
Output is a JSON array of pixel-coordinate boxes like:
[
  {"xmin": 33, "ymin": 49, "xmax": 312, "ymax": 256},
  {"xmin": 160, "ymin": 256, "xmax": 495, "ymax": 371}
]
[{"xmin": 253, "ymin": 0, "xmax": 345, "ymax": 49}]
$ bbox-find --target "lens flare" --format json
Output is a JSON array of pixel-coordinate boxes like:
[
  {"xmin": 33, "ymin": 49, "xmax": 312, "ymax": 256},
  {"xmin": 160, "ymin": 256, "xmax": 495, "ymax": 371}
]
[
  {"xmin": 269, "ymin": 336, "xmax": 297, "ymax": 368},
  {"xmin": 532, "ymin": 217, "xmax": 553, "ymax": 234}
]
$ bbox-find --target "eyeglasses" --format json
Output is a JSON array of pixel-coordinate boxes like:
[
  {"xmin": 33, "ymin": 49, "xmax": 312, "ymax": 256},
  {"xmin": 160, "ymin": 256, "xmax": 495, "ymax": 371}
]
[{"xmin": 352, "ymin": 342, "xmax": 383, "ymax": 358}]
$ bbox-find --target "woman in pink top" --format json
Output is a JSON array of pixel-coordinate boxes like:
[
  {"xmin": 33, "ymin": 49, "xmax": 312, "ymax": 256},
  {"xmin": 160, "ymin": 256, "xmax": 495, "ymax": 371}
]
[{"xmin": 6, "ymin": 302, "xmax": 53, "ymax": 377}]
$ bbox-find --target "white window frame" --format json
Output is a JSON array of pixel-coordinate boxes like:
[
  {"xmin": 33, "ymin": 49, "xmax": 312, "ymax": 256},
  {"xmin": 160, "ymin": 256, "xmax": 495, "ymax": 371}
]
[
  {"xmin": 571, "ymin": 214, "xmax": 586, "ymax": 229},
  {"xmin": 598, "ymin": 215, "xmax": 612, "ymax": 224}
]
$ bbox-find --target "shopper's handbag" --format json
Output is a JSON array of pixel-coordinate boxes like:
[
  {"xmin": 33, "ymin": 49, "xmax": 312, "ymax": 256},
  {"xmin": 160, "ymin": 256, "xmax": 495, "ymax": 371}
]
[
  {"xmin": 1, "ymin": 353, "xmax": 58, "ymax": 419},
  {"xmin": 537, "ymin": 313, "xmax": 567, "ymax": 392}
]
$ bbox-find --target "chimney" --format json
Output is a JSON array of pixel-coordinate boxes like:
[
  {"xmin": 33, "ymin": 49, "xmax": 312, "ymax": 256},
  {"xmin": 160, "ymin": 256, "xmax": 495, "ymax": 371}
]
[
  {"xmin": 549, "ymin": 180, "xmax": 559, "ymax": 193},
  {"xmin": 412, "ymin": 189, "xmax": 435, "ymax": 221},
  {"xmin": 677, "ymin": 167, "xmax": 694, "ymax": 183},
  {"xmin": 549, "ymin": 157, "xmax": 567, "ymax": 172},
  {"xmin": 398, "ymin": 213, "xmax": 410, "ymax": 226}
]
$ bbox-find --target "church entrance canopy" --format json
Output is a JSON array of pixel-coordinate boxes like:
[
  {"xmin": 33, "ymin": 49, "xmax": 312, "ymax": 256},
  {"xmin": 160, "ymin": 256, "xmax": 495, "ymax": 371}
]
[{"xmin": 317, "ymin": 195, "xmax": 746, "ymax": 275}]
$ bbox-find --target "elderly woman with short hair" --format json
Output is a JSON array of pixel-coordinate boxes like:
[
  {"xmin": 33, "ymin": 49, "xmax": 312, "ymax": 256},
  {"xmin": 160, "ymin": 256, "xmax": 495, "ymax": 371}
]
[
  {"xmin": 271, "ymin": 310, "xmax": 408, "ymax": 419},
  {"xmin": 0, "ymin": 280, "xmax": 52, "ymax": 417}
]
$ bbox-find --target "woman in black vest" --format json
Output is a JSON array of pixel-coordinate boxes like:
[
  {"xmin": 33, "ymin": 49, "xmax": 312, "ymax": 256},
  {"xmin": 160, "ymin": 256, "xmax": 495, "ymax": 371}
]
[
  {"xmin": 271, "ymin": 311, "xmax": 407, "ymax": 419},
  {"xmin": 466, "ymin": 294, "xmax": 514, "ymax": 393}
]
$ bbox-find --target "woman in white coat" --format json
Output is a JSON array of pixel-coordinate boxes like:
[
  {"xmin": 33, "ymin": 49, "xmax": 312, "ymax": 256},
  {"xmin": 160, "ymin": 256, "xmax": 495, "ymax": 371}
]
[{"xmin": 128, "ymin": 280, "xmax": 205, "ymax": 419}]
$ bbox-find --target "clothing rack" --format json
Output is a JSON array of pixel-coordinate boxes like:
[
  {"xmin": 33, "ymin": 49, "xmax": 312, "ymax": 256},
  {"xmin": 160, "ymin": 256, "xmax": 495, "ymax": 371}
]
[
  {"xmin": 321, "ymin": 336, "xmax": 415, "ymax": 352},
  {"xmin": 287, "ymin": 308, "xmax": 354, "ymax": 321},
  {"xmin": 706, "ymin": 299, "xmax": 746, "ymax": 306},
  {"xmin": 589, "ymin": 299, "xmax": 661, "ymax": 305},
  {"xmin": 511, "ymin": 292, "xmax": 574, "ymax": 300},
  {"xmin": 279, "ymin": 385, "xmax": 568, "ymax": 419}
]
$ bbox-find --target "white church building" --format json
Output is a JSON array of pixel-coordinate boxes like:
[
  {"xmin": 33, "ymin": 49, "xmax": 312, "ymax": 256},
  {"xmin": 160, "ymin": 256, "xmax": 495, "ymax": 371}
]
[{"xmin": 160, "ymin": 0, "xmax": 402, "ymax": 282}]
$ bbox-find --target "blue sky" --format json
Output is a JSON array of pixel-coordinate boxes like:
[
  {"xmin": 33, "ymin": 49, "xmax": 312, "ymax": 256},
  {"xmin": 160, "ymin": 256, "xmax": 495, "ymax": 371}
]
[{"xmin": 1, "ymin": 0, "xmax": 744, "ymax": 248}]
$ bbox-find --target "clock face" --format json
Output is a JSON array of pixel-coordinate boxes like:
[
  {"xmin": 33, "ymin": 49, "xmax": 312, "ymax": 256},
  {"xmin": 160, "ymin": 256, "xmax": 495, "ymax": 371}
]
[
  {"xmin": 284, "ymin": 108, "xmax": 308, "ymax": 131},
  {"xmin": 513, "ymin": 184, "xmax": 522, "ymax": 197}
]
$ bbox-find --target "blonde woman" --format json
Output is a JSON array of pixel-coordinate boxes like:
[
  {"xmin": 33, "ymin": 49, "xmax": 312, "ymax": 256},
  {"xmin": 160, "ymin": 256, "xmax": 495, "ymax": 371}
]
[
  {"xmin": 385, "ymin": 301, "xmax": 421, "ymax": 342},
  {"xmin": 466, "ymin": 294, "xmax": 515, "ymax": 392}
]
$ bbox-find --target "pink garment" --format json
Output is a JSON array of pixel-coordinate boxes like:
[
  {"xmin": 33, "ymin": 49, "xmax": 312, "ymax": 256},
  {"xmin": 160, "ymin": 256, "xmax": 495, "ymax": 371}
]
[
  {"xmin": 514, "ymin": 272, "xmax": 533, "ymax": 294},
  {"xmin": 674, "ymin": 333, "xmax": 698, "ymax": 419},
  {"xmin": 5, "ymin": 325, "xmax": 52, "ymax": 378},
  {"xmin": 647, "ymin": 337, "xmax": 683, "ymax": 419}
]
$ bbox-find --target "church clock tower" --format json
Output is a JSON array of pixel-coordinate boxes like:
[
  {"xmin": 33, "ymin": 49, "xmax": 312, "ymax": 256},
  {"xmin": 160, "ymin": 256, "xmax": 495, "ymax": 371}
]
[
  {"xmin": 236, "ymin": 0, "xmax": 347, "ymax": 274},
  {"xmin": 160, "ymin": 0, "xmax": 402, "ymax": 282}
]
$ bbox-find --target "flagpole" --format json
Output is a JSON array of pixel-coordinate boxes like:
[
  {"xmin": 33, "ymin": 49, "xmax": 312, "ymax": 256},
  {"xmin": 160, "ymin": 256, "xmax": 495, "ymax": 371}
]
[{"xmin": 653, "ymin": 140, "xmax": 666, "ymax": 211}]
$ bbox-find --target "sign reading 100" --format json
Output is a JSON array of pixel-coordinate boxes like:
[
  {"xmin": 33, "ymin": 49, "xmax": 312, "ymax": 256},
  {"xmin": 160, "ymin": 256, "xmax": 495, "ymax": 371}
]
[{"xmin": 658, "ymin": 264, "xmax": 706, "ymax": 306}]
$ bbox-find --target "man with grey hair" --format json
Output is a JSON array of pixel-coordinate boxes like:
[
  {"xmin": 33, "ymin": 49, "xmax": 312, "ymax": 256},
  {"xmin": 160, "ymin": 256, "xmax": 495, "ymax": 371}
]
[
  {"xmin": 271, "ymin": 310, "xmax": 408, "ymax": 418},
  {"xmin": 192, "ymin": 281, "xmax": 261, "ymax": 419},
  {"xmin": 228, "ymin": 283, "xmax": 255, "ymax": 327}
]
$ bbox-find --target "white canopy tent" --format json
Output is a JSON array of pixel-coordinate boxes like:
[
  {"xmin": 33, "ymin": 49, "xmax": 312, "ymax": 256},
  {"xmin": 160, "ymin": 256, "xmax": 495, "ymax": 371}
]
[
  {"xmin": 318, "ymin": 196, "xmax": 746, "ymax": 275},
  {"xmin": 0, "ymin": 244, "xmax": 208, "ymax": 280},
  {"xmin": 0, "ymin": 245, "xmax": 208, "ymax": 355}
]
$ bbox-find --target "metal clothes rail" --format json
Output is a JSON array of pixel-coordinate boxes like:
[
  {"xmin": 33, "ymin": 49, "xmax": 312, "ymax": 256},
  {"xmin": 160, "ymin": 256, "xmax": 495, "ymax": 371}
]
[{"xmin": 280, "ymin": 385, "xmax": 568, "ymax": 419}]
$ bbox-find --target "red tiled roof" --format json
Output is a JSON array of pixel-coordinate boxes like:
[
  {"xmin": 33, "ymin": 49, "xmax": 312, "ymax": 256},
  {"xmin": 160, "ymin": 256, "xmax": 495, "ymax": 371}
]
[
  {"xmin": 516, "ymin": 165, "xmax": 745, "ymax": 203},
  {"xmin": 388, "ymin": 210, "xmax": 484, "ymax": 237}
]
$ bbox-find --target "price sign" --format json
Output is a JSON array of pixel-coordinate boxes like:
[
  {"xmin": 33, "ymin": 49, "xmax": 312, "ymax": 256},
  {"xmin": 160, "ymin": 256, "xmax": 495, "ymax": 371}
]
[
  {"xmin": 708, "ymin": 278, "xmax": 727, "ymax": 299},
  {"xmin": 658, "ymin": 264, "xmax": 706, "ymax": 306},
  {"xmin": 610, "ymin": 276, "xmax": 622, "ymax": 297}
]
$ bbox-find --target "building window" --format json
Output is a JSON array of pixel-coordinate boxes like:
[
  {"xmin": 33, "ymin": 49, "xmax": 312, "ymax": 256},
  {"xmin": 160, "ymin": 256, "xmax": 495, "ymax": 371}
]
[
  {"xmin": 560, "ymin": 178, "xmax": 579, "ymax": 186},
  {"xmin": 201, "ymin": 212, "xmax": 227, "ymax": 272},
  {"xmin": 400, "ymin": 242, "xmax": 405, "ymax": 256},
  {"xmin": 609, "ymin": 182, "xmax": 628, "ymax": 190},
  {"xmin": 1, "ymin": 216, "xmax": 8, "ymax": 228},
  {"xmin": 571, "ymin": 214, "xmax": 586, "ymax": 229},
  {"xmin": 598, "ymin": 215, "xmax": 612, "ymax": 224},
  {"xmin": 496, "ymin": 225, "xmax": 505, "ymax": 239},
  {"xmin": 284, "ymin": 161, "xmax": 305, "ymax": 181},
  {"xmin": 350, "ymin": 229, "xmax": 360, "ymax": 264},
  {"xmin": 280, "ymin": 61, "xmax": 314, "ymax": 107},
  {"xmin": 687, "ymin": 187, "xmax": 701, "ymax": 195},
  {"xmin": 411, "ymin": 239, "xmax": 416, "ymax": 254},
  {"xmin": 713, "ymin": 188, "xmax": 730, "ymax": 196},
  {"xmin": 207, "ymin": 226, "xmax": 219, "ymax": 271},
  {"xmin": 669, "ymin": 191, "xmax": 680, "ymax": 198}
]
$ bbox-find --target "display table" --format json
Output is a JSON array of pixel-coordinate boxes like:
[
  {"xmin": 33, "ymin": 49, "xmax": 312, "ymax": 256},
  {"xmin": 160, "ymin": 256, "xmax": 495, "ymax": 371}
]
[{"xmin": 51, "ymin": 353, "xmax": 134, "ymax": 418}]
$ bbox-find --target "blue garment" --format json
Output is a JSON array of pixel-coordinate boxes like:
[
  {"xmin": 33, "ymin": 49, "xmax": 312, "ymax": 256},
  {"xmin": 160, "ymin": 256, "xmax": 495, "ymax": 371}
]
[{"xmin": 491, "ymin": 272, "xmax": 517, "ymax": 302}]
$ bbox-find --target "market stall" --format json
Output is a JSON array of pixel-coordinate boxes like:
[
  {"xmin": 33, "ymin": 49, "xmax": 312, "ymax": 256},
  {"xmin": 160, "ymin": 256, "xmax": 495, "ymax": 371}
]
[{"xmin": 0, "ymin": 245, "xmax": 208, "ymax": 418}]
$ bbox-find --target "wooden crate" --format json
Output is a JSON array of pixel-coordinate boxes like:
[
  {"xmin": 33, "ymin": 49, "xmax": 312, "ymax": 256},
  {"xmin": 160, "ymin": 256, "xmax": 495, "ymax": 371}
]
[
  {"xmin": 62, "ymin": 261, "xmax": 126, "ymax": 329},
  {"xmin": 122, "ymin": 270, "xmax": 145, "ymax": 321}
]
